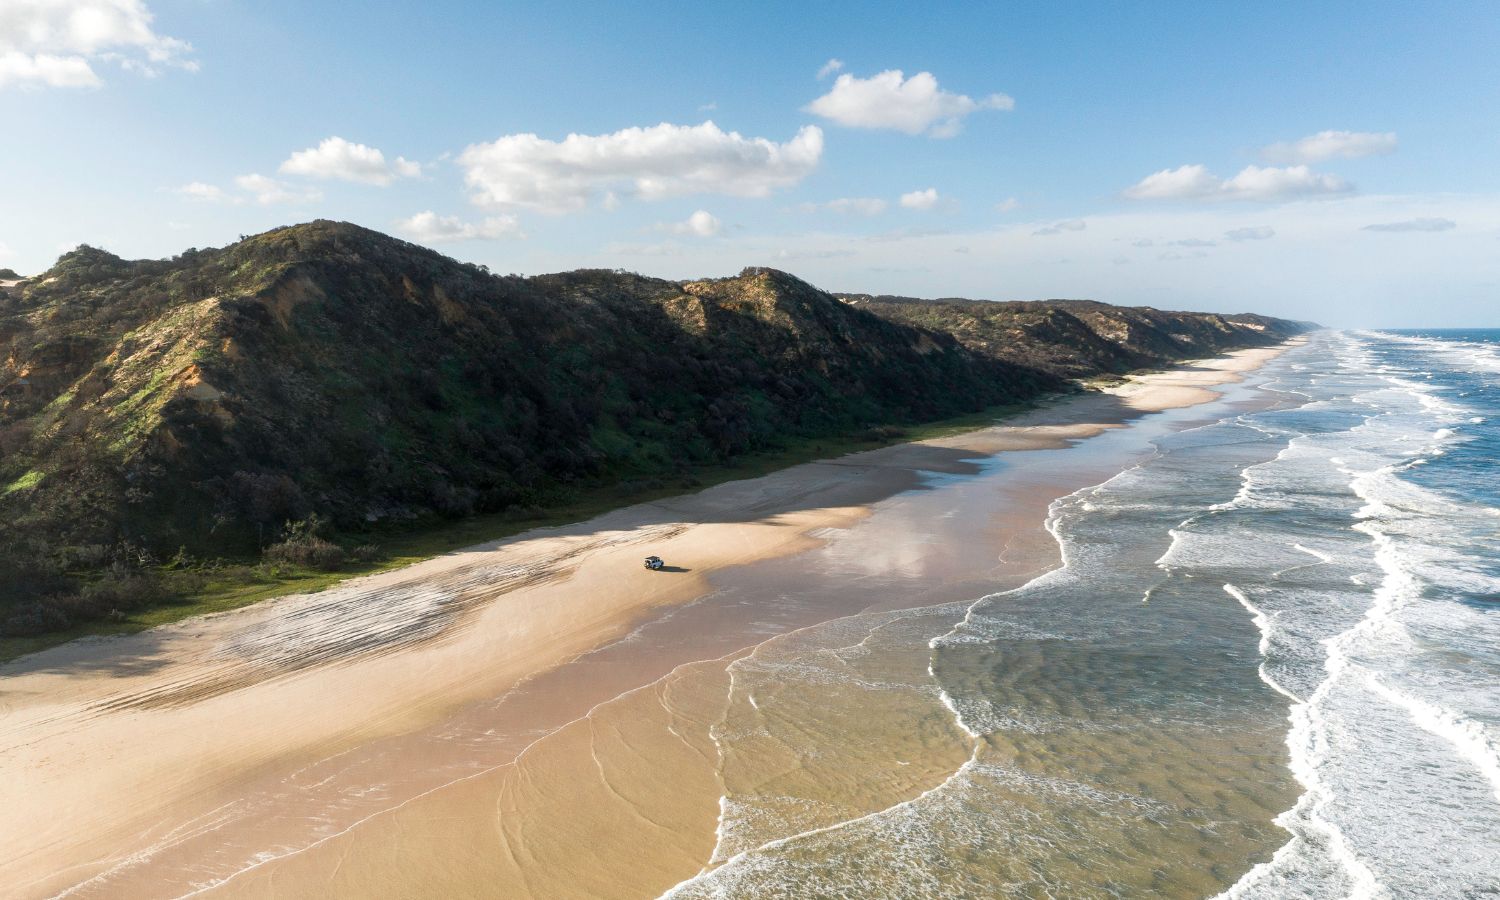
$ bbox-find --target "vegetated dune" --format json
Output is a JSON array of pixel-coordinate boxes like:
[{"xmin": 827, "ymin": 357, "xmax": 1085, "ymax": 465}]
[
  {"xmin": 840, "ymin": 292, "xmax": 1314, "ymax": 378},
  {"xmin": 0, "ymin": 221, "xmax": 1308, "ymax": 636}
]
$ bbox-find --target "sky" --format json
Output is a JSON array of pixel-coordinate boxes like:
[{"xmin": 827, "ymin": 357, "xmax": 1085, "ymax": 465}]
[{"xmin": 2, "ymin": 0, "xmax": 1498, "ymax": 326}]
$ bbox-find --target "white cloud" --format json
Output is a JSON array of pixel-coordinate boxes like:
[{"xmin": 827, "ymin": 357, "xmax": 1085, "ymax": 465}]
[
  {"xmin": 1225, "ymin": 226, "xmax": 1276, "ymax": 241},
  {"xmin": 0, "ymin": 52, "xmax": 98, "ymax": 88},
  {"xmin": 804, "ymin": 69, "xmax": 1013, "ymax": 137},
  {"xmin": 174, "ymin": 178, "xmax": 297, "ymax": 206},
  {"xmin": 799, "ymin": 197, "xmax": 889, "ymax": 216},
  {"xmin": 1262, "ymin": 130, "xmax": 1398, "ymax": 164},
  {"xmin": 458, "ymin": 121, "xmax": 823, "ymax": 213},
  {"xmin": 233, "ymin": 174, "xmax": 321, "ymax": 206},
  {"xmin": 1171, "ymin": 238, "xmax": 1216, "ymax": 247},
  {"xmin": 279, "ymin": 137, "xmax": 421, "ymax": 186},
  {"xmin": 995, "ymin": 197, "xmax": 1021, "ymax": 212},
  {"xmin": 899, "ymin": 188, "xmax": 940, "ymax": 210},
  {"xmin": 1033, "ymin": 219, "xmax": 1087, "ymax": 236},
  {"xmin": 660, "ymin": 209, "xmax": 722, "ymax": 237},
  {"xmin": 175, "ymin": 181, "xmax": 229, "ymax": 202},
  {"xmin": 396, "ymin": 211, "xmax": 523, "ymax": 242},
  {"xmin": 0, "ymin": 0, "xmax": 195, "ymax": 90},
  {"xmin": 1124, "ymin": 164, "xmax": 1351, "ymax": 202},
  {"xmin": 1125, "ymin": 165, "xmax": 1221, "ymax": 200},
  {"xmin": 1225, "ymin": 166, "xmax": 1351, "ymax": 200},
  {"xmin": 817, "ymin": 58, "xmax": 844, "ymax": 79},
  {"xmin": 1361, "ymin": 217, "xmax": 1456, "ymax": 232}
]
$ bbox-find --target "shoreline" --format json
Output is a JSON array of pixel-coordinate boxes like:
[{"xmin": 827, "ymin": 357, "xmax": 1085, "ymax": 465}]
[
  {"xmin": 0, "ymin": 399, "xmax": 1037, "ymax": 665},
  {"xmin": 0, "ymin": 338, "xmax": 1304, "ymax": 899}
]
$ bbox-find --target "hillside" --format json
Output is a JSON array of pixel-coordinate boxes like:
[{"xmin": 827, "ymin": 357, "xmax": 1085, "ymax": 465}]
[
  {"xmin": 840, "ymin": 293, "xmax": 1312, "ymax": 378},
  {"xmin": 0, "ymin": 222, "xmax": 1307, "ymax": 637}
]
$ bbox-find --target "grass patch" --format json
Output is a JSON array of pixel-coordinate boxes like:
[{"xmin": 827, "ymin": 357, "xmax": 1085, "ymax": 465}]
[
  {"xmin": 3, "ymin": 469, "xmax": 44, "ymax": 496},
  {"xmin": 0, "ymin": 397, "xmax": 1050, "ymax": 663}
]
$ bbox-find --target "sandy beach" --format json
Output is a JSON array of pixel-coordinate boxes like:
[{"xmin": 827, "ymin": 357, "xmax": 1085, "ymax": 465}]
[{"xmin": 0, "ymin": 340, "xmax": 1301, "ymax": 899}]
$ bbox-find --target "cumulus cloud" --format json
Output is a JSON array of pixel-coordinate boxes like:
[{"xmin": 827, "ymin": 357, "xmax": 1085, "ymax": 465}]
[
  {"xmin": 995, "ymin": 197, "xmax": 1021, "ymax": 212},
  {"xmin": 173, "ymin": 177, "xmax": 318, "ymax": 205},
  {"xmin": 0, "ymin": 0, "xmax": 195, "ymax": 89},
  {"xmin": 804, "ymin": 69, "xmax": 1013, "ymax": 137},
  {"xmin": 1225, "ymin": 226, "xmax": 1276, "ymax": 241},
  {"xmin": 279, "ymin": 137, "xmax": 421, "ymax": 185},
  {"xmin": 175, "ymin": 181, "xmax": 228, "ymax": 202},
  {"xmin": 1361, "ymin": 217, "xmax": 1456, "ymax": 232},
  {"xmin": 899, "ymin": 188, "xmax": 940, "ymax": 210},
  {"xmin": 662, "ymin": 209, "xmax": 722, "ymax": 237},
  {"xmin": 396, "ymin": 211, "xmax": 523, "ymax": 242},
  {"xmin": 1032, "ymin": 219, "xmax": 1087, "ymax": 236},
  {"xmin": 817, "ymin": 58, "xmax": 844, "ymax": 79},
  {"xmin": 233, "ymin": 174, "xmax": 321, "ymax": 205},
  {"xmin": 458, "ymin": 121, "xmax": 823, "ymax": 212},
  {"xmin": 1262, "ymin": 130, "xmax": 1397, "ymax": 164},
  {"xmin": 0, "ymin": 52, "xmax": 98, "ymax": 88},
  {"xmin": 799, "ymin": 197, "xmax": 888, "ymax": 216},
  {"xmin": 1124, "ymin": 164, "xmax": 1351, "ymax": 202}
]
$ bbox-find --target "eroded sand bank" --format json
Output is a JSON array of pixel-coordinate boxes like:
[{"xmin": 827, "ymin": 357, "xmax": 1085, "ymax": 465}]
[{"xmin": 0, "ymin": 341, "xmax": 1300, "ymax": 899}]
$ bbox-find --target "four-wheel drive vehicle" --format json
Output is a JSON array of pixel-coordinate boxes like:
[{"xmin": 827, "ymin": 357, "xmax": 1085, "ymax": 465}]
[{"xmin": 644, "ymin": 556, "xmax": 665, "ymax": 570}]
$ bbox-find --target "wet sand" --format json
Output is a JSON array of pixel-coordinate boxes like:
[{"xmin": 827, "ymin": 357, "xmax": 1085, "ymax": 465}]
[{"xmin": 0, "ymin": 341, "xmax": 1300, "ymax": 899}]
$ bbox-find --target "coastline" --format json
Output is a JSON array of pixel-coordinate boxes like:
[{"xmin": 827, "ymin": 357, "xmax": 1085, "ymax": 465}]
[{"xmin": 0, "ymin": 339, "xmax": 1303, "ymax": 899}]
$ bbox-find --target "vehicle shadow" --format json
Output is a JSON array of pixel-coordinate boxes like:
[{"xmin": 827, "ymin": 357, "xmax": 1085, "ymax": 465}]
[{"xmin": 655, "ymin": 565, "xmax": 692, "ymax": 573}]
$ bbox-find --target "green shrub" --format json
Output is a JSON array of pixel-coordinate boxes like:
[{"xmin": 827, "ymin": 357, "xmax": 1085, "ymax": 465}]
[
  {"xmin": 351, "ymin": 543, "xmax": 380, "ymax": 562},
  {"xmin": 2, "ymin": 602, "xmax": 71, "ymax": 637},
  {"xmin": 263, "ymin": 515, "xmax": 346, "ymax": 570}
]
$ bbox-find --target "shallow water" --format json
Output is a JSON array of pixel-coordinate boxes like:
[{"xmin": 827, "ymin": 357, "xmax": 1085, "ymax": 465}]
[{"xmin": 669, "ymin": 331, "xmax": 1500, "ymax": 898}]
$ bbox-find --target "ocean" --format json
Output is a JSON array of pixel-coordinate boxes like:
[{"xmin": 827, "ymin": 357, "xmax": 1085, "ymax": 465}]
[{"xmin": 668, "ymin": 330, "xmax": 1500, "ymax": 898}]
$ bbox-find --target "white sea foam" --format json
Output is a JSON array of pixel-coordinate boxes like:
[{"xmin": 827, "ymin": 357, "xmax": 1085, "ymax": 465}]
[
  {"xmin": 1224, "ymin": 584, "xmax": 1300, "ymax": 703},
  {"xmin": 1220, "ymin": 328, "xmax": 1500, "ymax": 898}
]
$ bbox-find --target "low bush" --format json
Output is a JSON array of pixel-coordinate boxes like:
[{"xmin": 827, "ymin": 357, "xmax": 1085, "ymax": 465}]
[
  {"xmin": 350, "ymin": 543, "xmax": 380, "ymax": 562},
  {"xmin": 263, "ymin": 514, "xmax": 346, "ymax": 570},
  {"xmin": 264, "ymin": 535, "xmax": 345, "ymax": 570},
  {"xmin": 2, "ymin": 601, "xmax": 72, "ymax": 637}
]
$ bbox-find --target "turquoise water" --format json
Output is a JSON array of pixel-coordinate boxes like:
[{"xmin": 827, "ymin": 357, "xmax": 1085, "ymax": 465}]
[{"xmin": 670, "ymin": 330, "xmax": 1500, "ymax": 898}]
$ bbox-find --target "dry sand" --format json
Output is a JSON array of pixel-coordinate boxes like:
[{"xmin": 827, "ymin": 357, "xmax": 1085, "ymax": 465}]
[{"xmin": 0, "ymin": 340, "xmax": 1301, "ymax": 899}]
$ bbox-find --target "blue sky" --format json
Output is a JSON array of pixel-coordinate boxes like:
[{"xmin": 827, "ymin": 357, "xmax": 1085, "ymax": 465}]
[{"xmin": 3, "ymin": 0, "xmax": 1498, "ymax": 325}]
